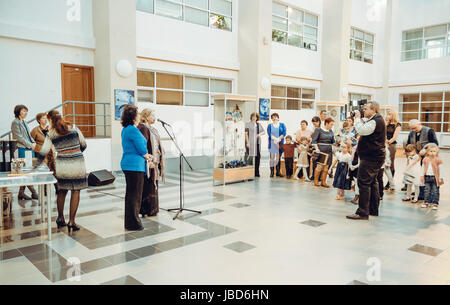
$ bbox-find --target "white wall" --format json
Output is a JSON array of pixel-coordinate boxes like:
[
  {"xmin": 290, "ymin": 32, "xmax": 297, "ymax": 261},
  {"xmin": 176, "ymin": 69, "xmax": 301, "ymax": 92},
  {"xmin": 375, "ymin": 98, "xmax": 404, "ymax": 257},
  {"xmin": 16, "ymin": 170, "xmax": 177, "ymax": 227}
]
[
  {"xmin": 84, "ymin": 138, "xmax": 112, "ymax": 172},
  {"xmin": 271, "ymin": 0, "xmax": 323, "ymax": 80},
  {"xmin": 348, "ymin": 0, "xmax": 387, "ymax": 87},
  {"xmin": 389, "ymin": 0, "xmax": 450, "ymax": 86},
  {"xmin": 0, "ymin": 0, "xmax": 95, "ymax": 136},
  {"xmin": 136, "ymin": 0, "xmax": 239, "ymax": 71},
  {"xmin": 0, "ymin": 38, "xmax": 94, "ymax": 135}
]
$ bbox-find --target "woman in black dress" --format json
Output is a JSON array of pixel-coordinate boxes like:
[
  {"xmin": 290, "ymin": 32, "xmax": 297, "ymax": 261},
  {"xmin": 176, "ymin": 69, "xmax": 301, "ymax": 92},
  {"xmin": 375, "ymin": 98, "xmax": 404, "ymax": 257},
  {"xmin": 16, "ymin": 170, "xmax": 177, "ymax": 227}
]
[
  {"xmin": 138, "ymin": 108, "xmax": 165, "ymax": 217},
  {"xmin": 311, "ymin": 117, "xmax": 335, "ymax": 188},
  {"xmin": 385, "ymin": 110, "xmax": 401, "ymax": 189}
]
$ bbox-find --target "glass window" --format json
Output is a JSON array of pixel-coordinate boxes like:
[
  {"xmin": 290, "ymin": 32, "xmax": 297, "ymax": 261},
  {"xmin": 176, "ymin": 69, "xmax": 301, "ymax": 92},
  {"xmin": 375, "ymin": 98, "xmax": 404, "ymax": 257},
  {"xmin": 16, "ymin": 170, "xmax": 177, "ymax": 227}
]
[
  {"xmin": 185, "ymin": 76, "xmax": 208, "ymax": 91},
  {"xmin": 421, "ymin": 103, "xmax": 443, "ymax": 112},
  {"xmin": 185, "ymin": 92, "xmax": 209, "ymax": 107},
  {"xmin": 155, "ymin": 0, "xmax": 183, "ymax": 20},
  {"xmin": 402, "ymin": 24, "xmax": 450, "ymax": 61},
  {"xmin": 271, "ymin": 98, "xmax": 286, "ymax": 110},
  {"xmin": 185, "ymin": 7, "xmax": 209, "ymax": 26},
  {"xmin": 137, "ymin": 0, "xmax": 232, "ymax": 32},
  {"xmin": 137, "ymin": 71, "xmax": 155, "ymax": 87},
  {"xmin": 157, "ymin": 90, "xmax": 183, "ymax": 105},
  {"xmin": 304, "ymin": 13, "xmax": 318, "ymax": 27},
  {"xmin": 288, "ymin": 8, "xmax": 303, "ymax": 24},
  {"xmin": 136, "ymin": 0, "xmax": 154, "ymax": 13},
  {"xmin": 422, "ymin": 92, "xmax": 443, "ymax": 102},
  {"xmin": 272, "ymin": 86, "xmax": 286, "ymax": 97},
  {"xmin": 350, "ymin": 27, "xmax": 374, "ymax": 64},
  {"xmin": 210, "ymin": 79, "xmax": 231, "ymax": 93},
  {"xmin": 272, "ymin": 2, "xmax": 318, "ymax": 51},
  {"xmin": 137, "ymin": 90, "xmax": 154, "ymax": 103},
  {"xmin": 273, "ymin": 16, "xmax": 288, "ymax": 31},
  {"xmin": 272, "ymin": 85, "xmax": 315, "ymax": 110},
  {"xmin": 185, "ymin": 0, "xmax": 208, "ymax": 9},
  {"xmin": 445, "ymin": 91, "xmax": 450, "ymax": 101},
  {"xmin": 288, "ymin": 33, "xmax": 302, "ymax": 48},
  {"xmin": 400, "ymin": 112, "xmax": 419, "ymax": 122},
  {"xmin": 210, "ymin": 13, "xmax": 232, "ymax": 31},
  {"xmin": 400, "ymin": 94, "xmax": 420, "ymax": 102},
  {"xmin": 287, "ymin": 87, "xmax": 301, "ymax": 98},
  {"xmin": 425, "ymin": 25, "xmax": 447, "ymax": 37},
  {"xmin": 401, "ymin": 50, "xmax": 422, "ymax": 61},
  {"xmin": 210, "ymin": 0, "xmax": 232, "ymax": 16},
  {"xmin": 302, "ymin": 89, "xmax": 315, "ymax": 99},
  {"xmin": 273, "ymin": 2, "xmax": 287, "ymax": 17},
  {"xmin": 287, "ymin": 99, "xmax": 301, "ymax": 110},
  {"xmin": 156, "ymin": 73, "xmax": 183, "ymax": 89},
  {"xmin": 272, "ymin": 30, "xmax": 287, "ymax": 44}
]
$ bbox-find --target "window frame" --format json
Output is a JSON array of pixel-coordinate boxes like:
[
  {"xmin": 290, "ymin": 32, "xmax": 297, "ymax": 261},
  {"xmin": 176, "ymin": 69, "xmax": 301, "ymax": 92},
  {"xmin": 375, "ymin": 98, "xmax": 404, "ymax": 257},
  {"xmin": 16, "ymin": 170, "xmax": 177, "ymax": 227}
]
[
  {"xmin": 401, "ymin": 23, "xmax": 450, "ymax": 62},
  {"xmin": 270, "ymin": 85, "xmax": 316, "ymax": 110},
  {"xmin": 271, "ymin": 1, "xmax": 319, "ymax": 51},
  {"xmin": 137, "ymin": 0, "xmax": 233, "ymax": 32},
  {"xmin": 350, "ymin": 27, "xmax": 374, "ymax": 64},
  {"xmin": 137, "ymin": 69, "xmax": 233, "ymax": 107},
  {"xmin": 399, "ymin": 91, "xmax": 448, "ymax": 133}
]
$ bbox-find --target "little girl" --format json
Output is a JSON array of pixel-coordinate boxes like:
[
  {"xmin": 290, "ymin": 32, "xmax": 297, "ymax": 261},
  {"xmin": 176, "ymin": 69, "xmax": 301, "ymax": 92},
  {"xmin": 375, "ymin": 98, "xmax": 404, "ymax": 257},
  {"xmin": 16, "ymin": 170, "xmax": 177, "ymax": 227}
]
[
  {"xmin": 421, "ymin": 143, "xmax": 444, "ymax": 210},
  {"xmin": 331, "ymin": 142, "xmax": 353, "ymax": 200},
  {"xmin": 295, "ymin": 137, "xmax": 311, "ymax": 181},
  {"xmin": 402, "ymin": 144, "xmax": 421, "ymax": 203}
]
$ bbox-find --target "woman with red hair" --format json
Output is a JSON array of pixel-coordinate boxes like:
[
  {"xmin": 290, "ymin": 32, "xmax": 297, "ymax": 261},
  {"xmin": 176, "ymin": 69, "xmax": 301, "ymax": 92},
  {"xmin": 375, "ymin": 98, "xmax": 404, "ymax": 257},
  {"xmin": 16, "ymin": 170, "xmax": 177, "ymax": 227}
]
[{"xmin": 36, "ymin": 110, "xmax": 87, "ymax": 233}]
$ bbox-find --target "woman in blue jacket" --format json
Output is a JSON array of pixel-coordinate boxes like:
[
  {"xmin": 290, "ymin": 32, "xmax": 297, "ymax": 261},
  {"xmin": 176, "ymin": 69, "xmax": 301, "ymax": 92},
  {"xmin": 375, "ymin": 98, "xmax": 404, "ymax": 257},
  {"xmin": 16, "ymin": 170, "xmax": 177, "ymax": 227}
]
[
  {"xmin": 267, "ymin": 113, "xmax": 287, "ymax": 178},
  {"xmin": 120, "ymin": 105, "xmax": 152, "ymax": 231}
]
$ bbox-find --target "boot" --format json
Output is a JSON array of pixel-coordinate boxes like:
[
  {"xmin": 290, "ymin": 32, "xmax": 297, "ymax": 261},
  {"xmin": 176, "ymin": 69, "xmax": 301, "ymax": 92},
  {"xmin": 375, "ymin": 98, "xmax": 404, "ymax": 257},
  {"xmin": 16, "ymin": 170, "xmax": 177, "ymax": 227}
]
[
  {"xmin": 351, "ymin": 194, "xmax": 360, "ymax": 205},
  {"xmin": 18, "ymin": 186, "xmax": 31, "ymax": 200},
  {"xmin": 270, "ymin": 167, "xmax": 274, "ymax": 178},
  {"xmin": 321, "ymin": 165, "xmax": 330, "ymax": 188},
  {"xmin": 28, "ymin": 186, "xmax": 38, "ymax": 200},
  {"xmin": 314, "ymin": 164, "xmax": 323, "ymax": 187}
]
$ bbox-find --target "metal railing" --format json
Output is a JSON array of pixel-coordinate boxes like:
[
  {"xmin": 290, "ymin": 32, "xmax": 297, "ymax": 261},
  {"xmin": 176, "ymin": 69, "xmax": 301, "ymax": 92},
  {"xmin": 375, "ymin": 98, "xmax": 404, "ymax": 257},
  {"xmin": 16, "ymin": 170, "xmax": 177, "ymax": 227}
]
[{"xmin": 0, "ymin": 101, "xmax": 111, "ymax": 140}]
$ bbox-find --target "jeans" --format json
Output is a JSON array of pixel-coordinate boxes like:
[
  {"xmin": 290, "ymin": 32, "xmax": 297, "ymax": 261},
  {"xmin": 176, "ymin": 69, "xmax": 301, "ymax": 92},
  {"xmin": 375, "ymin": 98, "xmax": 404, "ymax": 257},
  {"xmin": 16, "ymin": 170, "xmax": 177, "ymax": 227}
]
[
  {"xmin": 424, "ymin": 175, "xmax": 440, "ymax": 205},
  {"xmin": 356, "ymin": 159, "xmax": 384, "ymax": 217}
]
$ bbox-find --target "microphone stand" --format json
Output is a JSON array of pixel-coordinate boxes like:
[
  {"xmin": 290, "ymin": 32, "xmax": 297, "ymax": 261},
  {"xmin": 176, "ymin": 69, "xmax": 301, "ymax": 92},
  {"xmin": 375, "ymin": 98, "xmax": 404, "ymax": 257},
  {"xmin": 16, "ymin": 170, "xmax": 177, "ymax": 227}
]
[{"xmin": 160, "ymin": 122, "xmax": 201, "ymax": 220}]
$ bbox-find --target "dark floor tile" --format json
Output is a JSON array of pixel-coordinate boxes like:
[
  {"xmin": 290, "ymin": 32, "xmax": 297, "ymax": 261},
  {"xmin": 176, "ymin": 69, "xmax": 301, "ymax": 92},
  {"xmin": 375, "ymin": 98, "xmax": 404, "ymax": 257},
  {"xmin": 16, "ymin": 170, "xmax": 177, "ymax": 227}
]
[
  {"xmin": 43, "ymin": 266, "xmax": 82, "ymax": 283},
  {"xmin": 300, "ymin": 219, "xmax": 326, "ymax": 228},
  {"xmin": 103, "ymin": 252, "xmax": 140, "ymax": 265},
  {"xmin": 80, "ymin": 258, "xmax": 113, "ymax": 273},
  {"xmin": 153, "ymin": 238, "xmax": 185, "ymax": 252},
  {"xmin": 223, "ymin": 241, "xmax": 256, "ymax": 253},
  {"xmin": 230, "ymin": 203, "xmax": 251, "ymax": 208},
  {"xmin": 130, "ymin": 245, "xmax": 161, "ymax": 258},
  {"xmin": 101, "ymin": 275, "xmax": 143, "ymax": 285},
  {"xmin": 0, "ymin": 249, "xmax": 22, "ymax": 261},
  {"xmin": 18, "ymin": 243, "xmax": 50, "ymax": 256},
  {"xmin": 408, "ymin": 244, "xmax": 443, "ymax": 257}
]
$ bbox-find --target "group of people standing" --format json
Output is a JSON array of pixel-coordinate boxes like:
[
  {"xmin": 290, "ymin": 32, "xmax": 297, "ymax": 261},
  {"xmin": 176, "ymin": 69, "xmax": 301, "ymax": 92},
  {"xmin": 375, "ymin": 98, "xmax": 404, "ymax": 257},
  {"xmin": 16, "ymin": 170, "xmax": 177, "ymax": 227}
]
[
  {"xmin": 120, "ymin": 106, "xmax": 164, "ymax": 231},
  {"xmin": 245, "ymin": 101, "xmax": 444, "ymax": 220},
  {"xmin": 11, "ymin": 105, "xmax": 87, "ymax": 233},
  {"xmin": 9, "ymin": 104, "xmax": 165, "ymax": 234}
]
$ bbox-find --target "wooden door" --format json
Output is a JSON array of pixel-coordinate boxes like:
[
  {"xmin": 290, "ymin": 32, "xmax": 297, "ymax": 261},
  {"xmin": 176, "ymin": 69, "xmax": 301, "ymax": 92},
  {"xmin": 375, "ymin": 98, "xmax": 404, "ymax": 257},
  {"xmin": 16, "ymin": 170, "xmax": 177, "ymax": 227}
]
[{"xmin": 61, "ymin": 64, "xmax": 95, "ymax": 137}]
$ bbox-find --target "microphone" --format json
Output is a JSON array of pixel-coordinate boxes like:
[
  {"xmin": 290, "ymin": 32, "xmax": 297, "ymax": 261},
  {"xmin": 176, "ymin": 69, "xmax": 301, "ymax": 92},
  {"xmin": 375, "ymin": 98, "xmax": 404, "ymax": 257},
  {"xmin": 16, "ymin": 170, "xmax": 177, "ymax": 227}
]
[{"xmin": 157, "ymin": 118, "xmax": 171, "ymax": 126}]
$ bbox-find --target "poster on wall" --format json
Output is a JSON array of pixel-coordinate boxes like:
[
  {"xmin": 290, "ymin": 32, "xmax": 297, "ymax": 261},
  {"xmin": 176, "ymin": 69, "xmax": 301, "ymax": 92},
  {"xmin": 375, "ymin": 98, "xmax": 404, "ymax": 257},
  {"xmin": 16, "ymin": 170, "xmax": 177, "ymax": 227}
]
[
  {"xmin": 259, "ymin": 98, "xmax": 270, "ymax": 121},
  {"xmin": 114, "ymin": 89, "xmax": 135, "ymax": 120}
]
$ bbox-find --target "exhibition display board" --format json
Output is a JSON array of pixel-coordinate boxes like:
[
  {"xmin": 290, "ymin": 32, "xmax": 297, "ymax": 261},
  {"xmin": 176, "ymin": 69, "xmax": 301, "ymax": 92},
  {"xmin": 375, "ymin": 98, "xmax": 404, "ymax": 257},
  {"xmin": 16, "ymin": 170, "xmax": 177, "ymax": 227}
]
[{"xmin": 213, "ymin": 94, "xmax": 258, "ymax": 186}]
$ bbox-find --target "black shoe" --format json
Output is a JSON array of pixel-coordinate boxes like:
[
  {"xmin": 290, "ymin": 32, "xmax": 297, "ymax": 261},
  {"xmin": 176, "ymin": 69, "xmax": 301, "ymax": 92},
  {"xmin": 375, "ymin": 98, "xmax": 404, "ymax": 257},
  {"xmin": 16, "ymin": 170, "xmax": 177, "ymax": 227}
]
[
  {"xmin": 401, "ymin": 186, "xmax": 407, "ymax": 191},
  {"xmin": 346, "ymin": 214, "xmax": 369, "ymax": 220},
  {"xmin": 276, "ymin": 173, "xmax": 284, "ymax": 177},
  {"xmin": 255, "ymin": 174, "xmax": 260, "ymax": 177},
  {"xmin": 56, "ymin": 218, "xmax": 67, "ymax": 229},
  {"xmin": 370, "ymin": 214, "xmax": 379, "ymax": 217},
  {"xmin": 67, "ymin": 223, "xmax": 80, "ymax": 234},
  {"xmin": 18, "ymin": 194, "xmax": 31, "ymax": 201},
  {"xmin": 31, "ymin": 192, "xmax": 38, "ymax": 200}
]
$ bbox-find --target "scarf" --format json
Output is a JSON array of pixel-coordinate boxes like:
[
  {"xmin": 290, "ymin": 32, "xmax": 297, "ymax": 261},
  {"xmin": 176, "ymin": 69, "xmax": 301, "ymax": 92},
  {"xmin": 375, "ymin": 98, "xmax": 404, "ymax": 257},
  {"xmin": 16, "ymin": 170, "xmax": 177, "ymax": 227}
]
[
  {"xmin": 145, "ymin": 124, "xmax": 165, "ymax": 186},
  {"xmin": 423, "ymin": 157, "xmax": 443, "ymax": 186}
]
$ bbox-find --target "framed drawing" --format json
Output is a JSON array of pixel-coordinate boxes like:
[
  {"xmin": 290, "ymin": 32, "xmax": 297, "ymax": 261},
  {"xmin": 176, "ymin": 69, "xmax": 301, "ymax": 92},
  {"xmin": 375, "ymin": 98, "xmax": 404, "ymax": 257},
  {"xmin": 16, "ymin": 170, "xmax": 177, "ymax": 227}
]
[{"xmin": 114, "ymin": 89, "xmax": 135, "ymax": 120}]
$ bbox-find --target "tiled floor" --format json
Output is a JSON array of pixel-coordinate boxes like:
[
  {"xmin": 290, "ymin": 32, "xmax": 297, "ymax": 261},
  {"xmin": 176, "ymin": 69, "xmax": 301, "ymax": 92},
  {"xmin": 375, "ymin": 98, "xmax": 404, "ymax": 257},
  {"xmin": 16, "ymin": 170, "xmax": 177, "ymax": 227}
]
[{"xmin": 1, "ymin": 152, "xmax": 450, "ymax": 285}]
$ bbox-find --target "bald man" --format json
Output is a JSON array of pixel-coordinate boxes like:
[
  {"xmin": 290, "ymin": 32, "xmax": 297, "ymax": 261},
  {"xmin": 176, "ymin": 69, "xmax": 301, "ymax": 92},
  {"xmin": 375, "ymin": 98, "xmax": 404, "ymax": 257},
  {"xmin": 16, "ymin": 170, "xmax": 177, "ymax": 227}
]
[{"xmin": 402, "ymin": 119, "xmax": 439, "ymax": 196}]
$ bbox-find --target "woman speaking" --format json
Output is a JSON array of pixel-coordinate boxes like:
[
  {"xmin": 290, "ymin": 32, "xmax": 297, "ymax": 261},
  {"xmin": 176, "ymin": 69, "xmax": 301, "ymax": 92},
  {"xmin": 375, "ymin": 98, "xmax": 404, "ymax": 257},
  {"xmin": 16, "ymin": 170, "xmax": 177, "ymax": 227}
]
[{"xmin": 120, "ymin": 106, "xmax": 152, "ymax": 231}]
